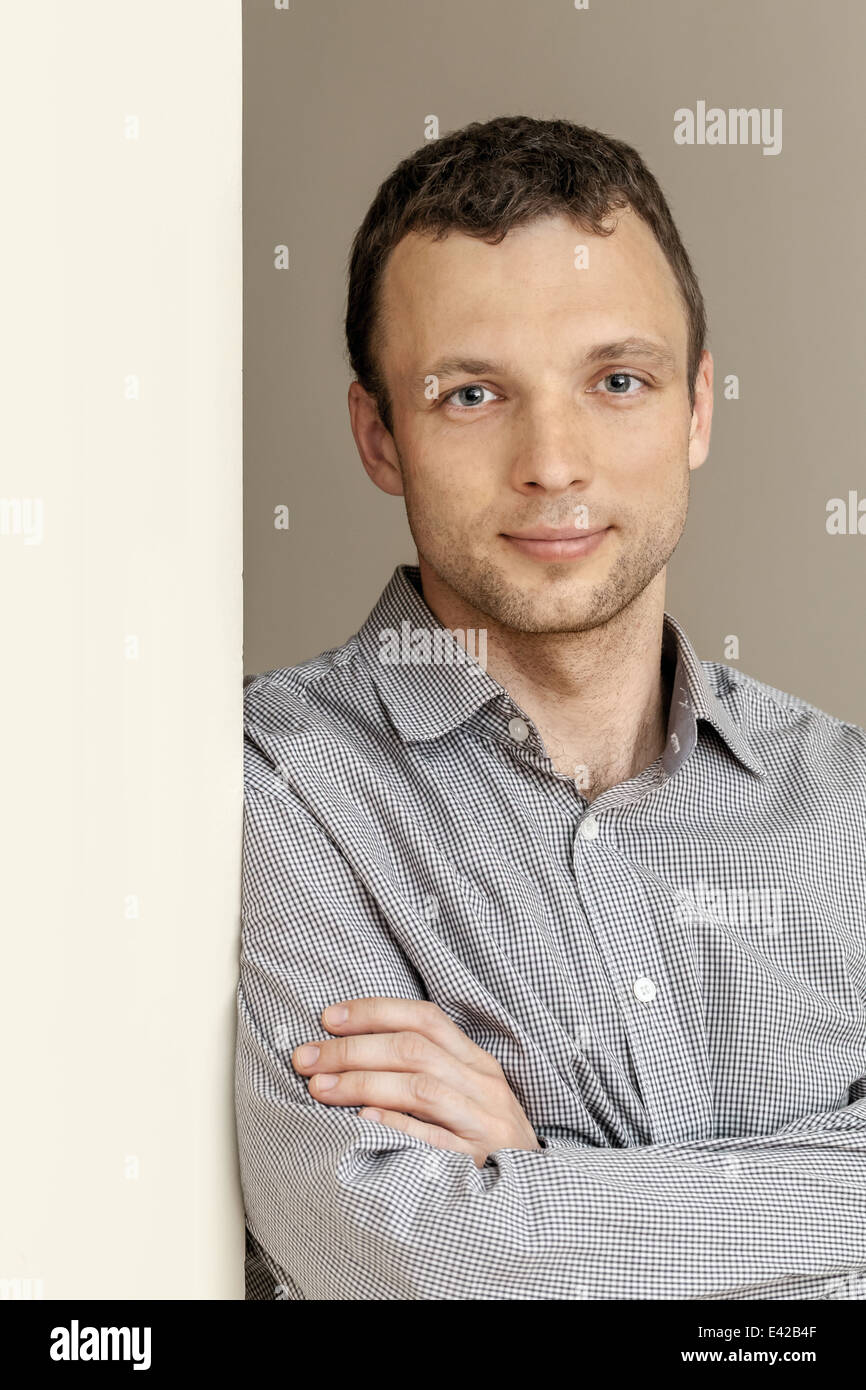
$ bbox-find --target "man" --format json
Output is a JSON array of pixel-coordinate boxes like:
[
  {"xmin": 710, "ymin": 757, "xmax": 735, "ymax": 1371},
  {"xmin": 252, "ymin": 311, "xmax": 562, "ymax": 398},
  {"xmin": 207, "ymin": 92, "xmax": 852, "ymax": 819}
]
[{"xmin": 236, "ymin": 115, "xmax": 866, "ymax": 1300}]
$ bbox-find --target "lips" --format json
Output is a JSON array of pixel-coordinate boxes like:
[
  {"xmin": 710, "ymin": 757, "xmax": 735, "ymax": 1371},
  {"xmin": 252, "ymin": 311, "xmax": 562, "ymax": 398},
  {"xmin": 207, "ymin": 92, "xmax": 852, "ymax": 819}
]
[
  {"xmin": 501, "ymin": 526, "xmax": 611, "ymax": 562},
  {"xmin": 503, "ymin": 526, "xmax": 606, "ymax": 541}
]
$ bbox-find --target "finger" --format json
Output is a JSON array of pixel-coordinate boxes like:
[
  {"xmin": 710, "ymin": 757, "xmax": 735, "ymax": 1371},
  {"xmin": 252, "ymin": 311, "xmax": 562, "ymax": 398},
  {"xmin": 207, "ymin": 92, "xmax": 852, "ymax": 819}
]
[
  {"xmin": 292, "ymin": 1030, "xmax": 496, "ymax": 1110},
  {"xmin": 358, "ymin": 1107, "xmax": 478, "ymax": 1158},
  {"xmin": 319, "ymin": 997, "xmax": 499, "ymax": 1073},
  {"xmin": 305, "ymin": 1066, "xmax": 487, "ymax": 1139}
]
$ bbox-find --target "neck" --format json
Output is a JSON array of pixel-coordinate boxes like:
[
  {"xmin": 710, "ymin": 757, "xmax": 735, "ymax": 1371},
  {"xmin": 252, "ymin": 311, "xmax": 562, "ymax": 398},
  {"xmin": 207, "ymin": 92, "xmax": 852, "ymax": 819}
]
[{"xmin": 416, "ymin": 560, "xmax": 672, "ymax": 800}]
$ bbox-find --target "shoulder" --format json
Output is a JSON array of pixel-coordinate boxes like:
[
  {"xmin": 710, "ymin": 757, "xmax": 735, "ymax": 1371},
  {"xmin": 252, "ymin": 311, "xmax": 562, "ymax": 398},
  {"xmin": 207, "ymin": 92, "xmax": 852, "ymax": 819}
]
[
  {"xmin": 243, "ymin": 635, "xmax": 380, "ymax": 795},
  {"xmin": 702, "ymin": 657, "xmax": 866, "ymax": 792}
]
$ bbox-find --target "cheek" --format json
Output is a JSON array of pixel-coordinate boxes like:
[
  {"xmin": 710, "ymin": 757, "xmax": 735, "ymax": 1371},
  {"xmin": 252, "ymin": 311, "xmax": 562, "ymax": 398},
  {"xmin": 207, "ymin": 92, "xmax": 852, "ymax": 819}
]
[
  {"xmin": 404, "ymin": 427, "xmax": 497, "ymax": 508},
  {"xmin": 603, "ymin": 416, "xmax": 690, "ymax": 486}
]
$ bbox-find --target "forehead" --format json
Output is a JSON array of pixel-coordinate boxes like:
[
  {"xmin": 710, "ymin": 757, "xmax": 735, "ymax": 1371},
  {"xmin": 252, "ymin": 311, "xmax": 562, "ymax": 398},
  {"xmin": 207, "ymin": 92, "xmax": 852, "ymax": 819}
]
[{"xmin": 376, "ymin": 209, "xmax": 687, "ymax": 373}]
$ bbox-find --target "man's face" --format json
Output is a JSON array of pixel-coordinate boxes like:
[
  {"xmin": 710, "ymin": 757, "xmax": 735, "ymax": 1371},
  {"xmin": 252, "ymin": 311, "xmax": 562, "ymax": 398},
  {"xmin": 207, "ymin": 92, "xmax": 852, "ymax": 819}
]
[{"xmin": 360, "ymin": 208, "xmax": 711, "ymax": 633}]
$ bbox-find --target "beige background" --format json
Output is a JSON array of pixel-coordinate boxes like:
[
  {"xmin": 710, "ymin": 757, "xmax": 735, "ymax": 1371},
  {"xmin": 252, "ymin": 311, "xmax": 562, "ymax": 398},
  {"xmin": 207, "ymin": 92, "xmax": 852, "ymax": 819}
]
[
  {"xmin": 1, "ymin": 1, "xmax": 244, "ymax": 1298},
  {"xmin": 244, "ymin": 0, "xmax": 866, "ymax": 726}
]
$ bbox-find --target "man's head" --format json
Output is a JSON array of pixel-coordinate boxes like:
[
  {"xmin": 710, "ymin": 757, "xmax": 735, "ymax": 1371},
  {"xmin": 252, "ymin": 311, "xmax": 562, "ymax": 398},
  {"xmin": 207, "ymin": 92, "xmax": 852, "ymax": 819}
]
[{"xmin": 346, "ymin": 115, "xmax": 713, "ymax": 634}]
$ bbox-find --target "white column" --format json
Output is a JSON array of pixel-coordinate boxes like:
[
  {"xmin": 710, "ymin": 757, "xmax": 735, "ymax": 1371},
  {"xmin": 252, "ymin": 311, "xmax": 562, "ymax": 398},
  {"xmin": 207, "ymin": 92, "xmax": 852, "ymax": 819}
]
[{"xmin": 0, "ymin": 0, "xmax": 244, "ymax": 1298}]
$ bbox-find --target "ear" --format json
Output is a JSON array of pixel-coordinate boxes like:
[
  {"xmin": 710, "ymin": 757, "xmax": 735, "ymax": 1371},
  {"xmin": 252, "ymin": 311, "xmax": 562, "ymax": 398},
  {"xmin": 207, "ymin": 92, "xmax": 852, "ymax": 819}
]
[
  {"xmin": 687, "ymin": 349, "xmax": 713, "ymax": 471},
  {"xmin": 348, "ymin": 380, "xmax": 404, "ymax": 497}
]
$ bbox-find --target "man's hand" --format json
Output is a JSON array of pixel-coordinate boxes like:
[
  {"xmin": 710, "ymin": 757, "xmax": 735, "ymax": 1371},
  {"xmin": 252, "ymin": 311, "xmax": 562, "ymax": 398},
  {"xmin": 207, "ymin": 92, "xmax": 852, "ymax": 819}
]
[{"xmin": 291, "ymin": 997, "xmax": 541, "ymax": 1168}]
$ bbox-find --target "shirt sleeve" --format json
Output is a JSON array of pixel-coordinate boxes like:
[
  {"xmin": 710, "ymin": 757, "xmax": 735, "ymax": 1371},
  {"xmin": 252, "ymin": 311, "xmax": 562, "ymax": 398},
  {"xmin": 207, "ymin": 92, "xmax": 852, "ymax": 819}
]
[{"xmin": 235, "ymin": 783, "xmax": 866, "ymax": 1302}]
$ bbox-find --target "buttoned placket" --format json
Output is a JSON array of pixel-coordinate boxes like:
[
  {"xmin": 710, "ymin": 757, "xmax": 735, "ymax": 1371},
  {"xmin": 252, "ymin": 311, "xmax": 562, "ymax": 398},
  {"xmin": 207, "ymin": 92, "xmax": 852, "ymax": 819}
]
[
  {"xmin": 501, "ymin": 697, "xmax": 714, "ymax": 1142},
  {"xmin": 570, "ymin": 775, "xmax": 716, "ymax": 1143}
]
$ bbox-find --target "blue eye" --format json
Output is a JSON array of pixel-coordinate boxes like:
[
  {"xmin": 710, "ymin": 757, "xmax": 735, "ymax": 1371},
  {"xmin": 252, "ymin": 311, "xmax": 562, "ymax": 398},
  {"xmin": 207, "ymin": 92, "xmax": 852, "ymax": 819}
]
[
  {"xmin": 597, "ymin": 372, "xmax": 647, "ymax": 395},
  {"xmin": 444, "ymin": 384, "xmax": 498, "ymax": 409}
]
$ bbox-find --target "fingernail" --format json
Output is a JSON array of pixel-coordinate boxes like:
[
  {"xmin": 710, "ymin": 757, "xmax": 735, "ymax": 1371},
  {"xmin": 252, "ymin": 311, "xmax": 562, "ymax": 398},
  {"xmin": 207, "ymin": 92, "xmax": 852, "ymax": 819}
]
[
  {"xmin": 313, "ymin": 1073, "xmax": 338, "ymax": 1090},
  {"xmin": 294, "ymin": 1045, "xmax": 319, "ymax": 1066},
  {"xmin": 362, "ymin": 1108, "xmax": 382, "ymax": 1122},
  {"xmin": 324, "ymin": 1005, "xmax": 348, "ymax": 1024}
]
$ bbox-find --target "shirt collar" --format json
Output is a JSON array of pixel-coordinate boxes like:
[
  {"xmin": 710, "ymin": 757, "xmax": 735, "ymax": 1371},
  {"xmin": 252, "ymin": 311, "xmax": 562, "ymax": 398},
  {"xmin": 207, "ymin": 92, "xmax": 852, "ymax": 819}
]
[
  {"xmin": 357, "ymin": 564, "xmax": 766, "ymax": 781},
  {"xmin": 660, "ymin": 609, "xmax": 767, "ymax": 781}
]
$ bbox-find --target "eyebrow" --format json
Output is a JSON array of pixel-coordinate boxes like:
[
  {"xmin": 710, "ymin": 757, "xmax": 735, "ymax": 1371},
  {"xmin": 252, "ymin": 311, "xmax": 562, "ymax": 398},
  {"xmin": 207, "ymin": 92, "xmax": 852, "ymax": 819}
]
[{"xmin": 414, "ymin": 338, "xmax": 678, "ymax": 392}]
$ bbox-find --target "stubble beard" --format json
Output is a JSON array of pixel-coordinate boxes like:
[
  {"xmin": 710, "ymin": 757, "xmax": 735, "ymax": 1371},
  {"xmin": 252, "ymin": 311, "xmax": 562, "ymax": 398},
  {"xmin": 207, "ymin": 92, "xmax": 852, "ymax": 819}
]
[{"xmin": 401, "ymin": 462, "xmax": 691, "ymax": 637}]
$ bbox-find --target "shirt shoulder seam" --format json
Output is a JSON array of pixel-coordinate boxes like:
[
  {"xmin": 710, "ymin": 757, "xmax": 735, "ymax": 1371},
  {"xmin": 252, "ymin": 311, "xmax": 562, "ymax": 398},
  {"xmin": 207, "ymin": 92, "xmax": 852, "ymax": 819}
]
[
  {"xmin": 701, "ymin": 659, "xmax": 864, "ymax": 735},
  {"xmin": 243, "ymin": 636, "xmax": 364, "ymax": 705}
]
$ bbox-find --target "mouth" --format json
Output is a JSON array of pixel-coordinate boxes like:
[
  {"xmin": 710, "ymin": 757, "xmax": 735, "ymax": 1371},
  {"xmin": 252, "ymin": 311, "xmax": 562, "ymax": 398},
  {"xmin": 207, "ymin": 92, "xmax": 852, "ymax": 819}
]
[{"xmin": 500, "ymin": 526, "xmax": 611, "ymax": 562}]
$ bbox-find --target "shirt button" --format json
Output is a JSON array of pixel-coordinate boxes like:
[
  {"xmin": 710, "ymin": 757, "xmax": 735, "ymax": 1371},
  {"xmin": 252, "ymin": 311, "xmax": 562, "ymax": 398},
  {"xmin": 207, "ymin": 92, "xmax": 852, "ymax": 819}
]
[
  {"xmin": 423, "ymin": 895, "xmax": 438, "ymax": 922},
  {"xmin": 507, "ymin": 716, "xmax": 530, "ymax": 743},
  {"xmin": 633, "ymin": 976, "xmax": 657, "ymax": 1002},
  {"xmin": 578, "ymin": 814, "xmax": 599, "ymax": 840}
]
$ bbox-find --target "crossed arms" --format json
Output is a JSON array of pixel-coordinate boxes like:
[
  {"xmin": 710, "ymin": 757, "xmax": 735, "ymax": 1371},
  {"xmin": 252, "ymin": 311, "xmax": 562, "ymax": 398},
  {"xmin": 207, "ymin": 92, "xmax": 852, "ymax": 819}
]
[{"xmin": 235, "ymin": 785, "xmax": 866, "ymax": 1300}]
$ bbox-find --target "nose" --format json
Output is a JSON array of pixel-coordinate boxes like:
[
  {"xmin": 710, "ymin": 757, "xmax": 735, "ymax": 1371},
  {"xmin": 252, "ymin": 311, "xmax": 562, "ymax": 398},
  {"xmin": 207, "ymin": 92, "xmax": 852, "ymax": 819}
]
[{"xmin": 508, "ymin": 391, "xmax": 594, "ymax": 494}]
